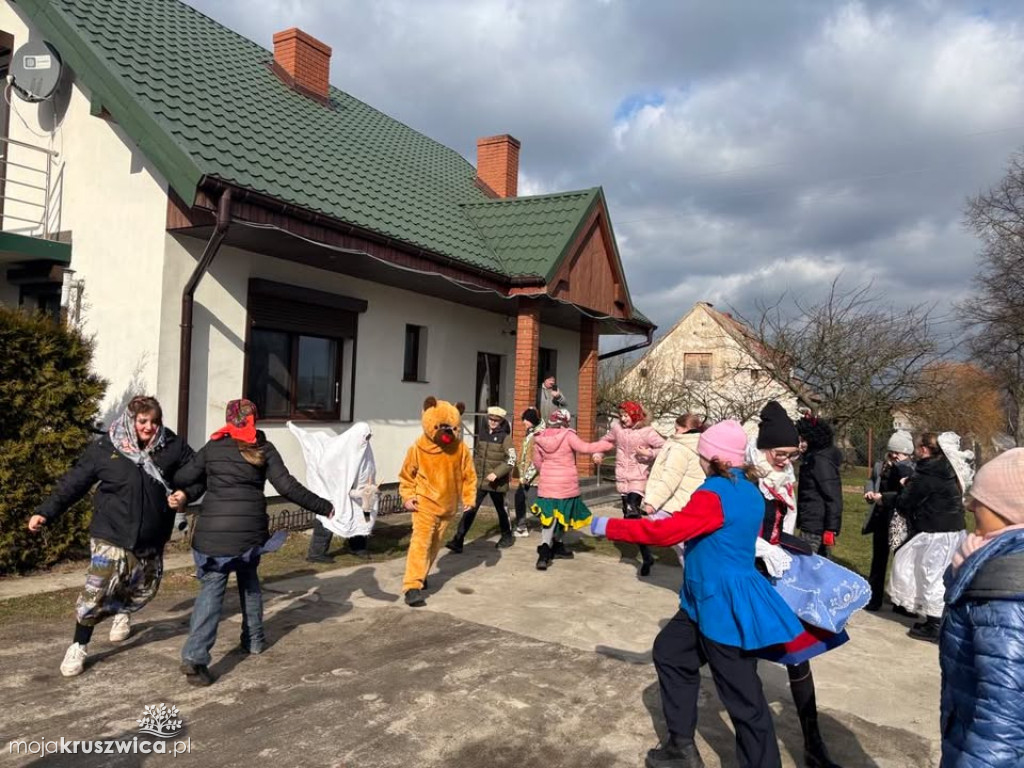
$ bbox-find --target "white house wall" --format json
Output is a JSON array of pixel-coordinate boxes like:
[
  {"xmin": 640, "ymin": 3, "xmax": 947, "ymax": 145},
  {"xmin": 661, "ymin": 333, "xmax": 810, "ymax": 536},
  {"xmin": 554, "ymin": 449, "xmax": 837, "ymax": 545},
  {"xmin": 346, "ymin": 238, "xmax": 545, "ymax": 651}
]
[
  {"xmin": 0, "ymin": 3, "xmax": 170, "ymax": 419},
  {"xmin": 157, "ymin": 235, "xmax": 581, "ymax": 484}
]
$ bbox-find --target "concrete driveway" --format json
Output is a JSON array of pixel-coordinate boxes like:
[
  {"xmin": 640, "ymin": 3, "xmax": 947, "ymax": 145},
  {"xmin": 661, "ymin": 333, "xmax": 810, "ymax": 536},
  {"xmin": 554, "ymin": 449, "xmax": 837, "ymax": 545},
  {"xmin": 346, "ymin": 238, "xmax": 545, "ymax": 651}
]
[{"xmin": 0, "ymin": 533, "xmax": 940, "ymax": 767}]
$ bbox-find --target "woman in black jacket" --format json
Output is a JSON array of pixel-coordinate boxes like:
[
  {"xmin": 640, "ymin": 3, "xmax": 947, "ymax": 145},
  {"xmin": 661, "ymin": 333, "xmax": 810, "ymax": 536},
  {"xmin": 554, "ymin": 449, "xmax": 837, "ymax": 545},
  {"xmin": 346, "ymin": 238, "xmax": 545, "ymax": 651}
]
[
  {"xmin": 795, "ymin": 416, "xmax": 844, "ymax": 557},
  {"xmin": 175, "ymin": 399, "xmax": 332, "ymax": 686},
  {"xmin": 862, "ymin": 431, "xmax": 915, "ymax": 611},
  {"xmin": 889, "ymin": 432, "xmax": 970, "ymax": 641},
  {"xmin": 27, "ymin": 396, "xmax": 200, "ymax": 677}
]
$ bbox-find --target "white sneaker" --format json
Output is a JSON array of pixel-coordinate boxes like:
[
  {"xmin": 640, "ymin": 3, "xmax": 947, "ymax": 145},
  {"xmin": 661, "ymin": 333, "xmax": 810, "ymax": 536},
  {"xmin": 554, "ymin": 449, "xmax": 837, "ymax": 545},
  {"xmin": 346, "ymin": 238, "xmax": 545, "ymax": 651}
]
[
  {"xmin": 109, "ymin": 613, "xmax": 131, "ymax": 642},
  {"xmin": 514, "ymin": 526, "xmax": 529, "ymax": 538},
  {"xmin": 60, "ymin": 643, "xmax": 88, "ymax": 677}
]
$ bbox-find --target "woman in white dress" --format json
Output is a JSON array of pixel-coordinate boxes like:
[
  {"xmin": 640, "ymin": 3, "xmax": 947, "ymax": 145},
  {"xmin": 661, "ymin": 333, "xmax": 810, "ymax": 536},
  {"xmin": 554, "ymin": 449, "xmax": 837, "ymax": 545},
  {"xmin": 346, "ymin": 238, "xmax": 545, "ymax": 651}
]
[{"xmin": 889, "ymin": 431, "xmax": 974, "ymax": 642}]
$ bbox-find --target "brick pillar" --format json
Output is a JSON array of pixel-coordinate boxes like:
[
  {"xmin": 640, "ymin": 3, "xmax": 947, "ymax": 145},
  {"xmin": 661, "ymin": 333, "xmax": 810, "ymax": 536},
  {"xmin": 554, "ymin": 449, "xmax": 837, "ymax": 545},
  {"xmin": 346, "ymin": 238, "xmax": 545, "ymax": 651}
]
[
  {"xmin": 576, "ymin": 318, "xmax": 599, "ymax": 476},
  {"xmin": 512, "ymin": 301, "xmax": 541, "ymax": 470}
]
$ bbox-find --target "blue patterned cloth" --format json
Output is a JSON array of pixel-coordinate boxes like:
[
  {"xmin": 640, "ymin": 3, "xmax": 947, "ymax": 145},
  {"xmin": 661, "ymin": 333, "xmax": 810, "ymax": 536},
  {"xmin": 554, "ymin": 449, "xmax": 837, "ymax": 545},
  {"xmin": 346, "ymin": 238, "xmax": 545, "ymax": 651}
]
[{"xmin": 771, "ymin": 553, "xmax": 871, "ymax": 633}]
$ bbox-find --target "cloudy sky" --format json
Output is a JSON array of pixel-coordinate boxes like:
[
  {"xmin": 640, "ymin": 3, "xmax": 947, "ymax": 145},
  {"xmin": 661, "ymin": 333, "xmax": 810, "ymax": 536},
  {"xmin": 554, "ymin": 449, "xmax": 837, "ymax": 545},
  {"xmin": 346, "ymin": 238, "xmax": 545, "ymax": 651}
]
[{"xmin": 190, "ymin": 0, "xmax": 1024, "ymax": 339}]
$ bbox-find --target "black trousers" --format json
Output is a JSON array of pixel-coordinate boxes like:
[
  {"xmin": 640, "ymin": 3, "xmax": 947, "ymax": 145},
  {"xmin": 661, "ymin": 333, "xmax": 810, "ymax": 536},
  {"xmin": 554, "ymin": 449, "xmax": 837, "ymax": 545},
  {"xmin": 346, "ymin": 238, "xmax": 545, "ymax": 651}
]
[
  {"xmin": 867, "ymin": 515, "xmax": 891, "ymax": 605},
  {"xmin": 514, "ymin": 484, "xmax": 536, "ymax": 527},
  {"xmin": 455, "ymin": 488, "xmax": 512, "ymax": 539},
  {"xmin": 654, "ymin": 610, "xmax": 781, "ymax": 768},
  {"xmin": 307, "ymin": 518, "xmax": 367, "ymax": 557},
  {"xmin": 622, "ymin": 493, "xmax": 654, "ymax": 566}
]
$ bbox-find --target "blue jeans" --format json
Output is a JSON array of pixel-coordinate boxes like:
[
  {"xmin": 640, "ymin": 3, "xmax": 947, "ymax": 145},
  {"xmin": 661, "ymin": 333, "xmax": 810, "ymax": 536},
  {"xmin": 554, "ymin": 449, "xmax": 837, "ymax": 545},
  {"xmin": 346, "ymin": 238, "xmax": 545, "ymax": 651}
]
[{"xmin": 181, "ymin": 563, "xmax": 264, "ymax": 666}]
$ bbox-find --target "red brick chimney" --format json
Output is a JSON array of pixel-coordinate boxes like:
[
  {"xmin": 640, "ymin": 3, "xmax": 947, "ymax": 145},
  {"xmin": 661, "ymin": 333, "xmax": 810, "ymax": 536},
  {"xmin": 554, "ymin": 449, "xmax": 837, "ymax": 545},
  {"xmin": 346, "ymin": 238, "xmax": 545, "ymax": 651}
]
[
  {"xmin": 476, "ymin": 135, "xmax": 521, "ymax": 198},
  {"xmin": 273, "ymin": 28, "xmax": 331, "ymax": 100}
]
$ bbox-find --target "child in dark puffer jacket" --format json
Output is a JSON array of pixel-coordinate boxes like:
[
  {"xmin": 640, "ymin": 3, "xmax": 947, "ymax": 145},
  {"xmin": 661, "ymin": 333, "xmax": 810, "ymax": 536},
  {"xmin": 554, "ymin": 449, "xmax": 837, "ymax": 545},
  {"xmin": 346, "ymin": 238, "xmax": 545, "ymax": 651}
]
[{"xmin": 940, "ymin": 448, "xmax": 1024, "ymax": 767}]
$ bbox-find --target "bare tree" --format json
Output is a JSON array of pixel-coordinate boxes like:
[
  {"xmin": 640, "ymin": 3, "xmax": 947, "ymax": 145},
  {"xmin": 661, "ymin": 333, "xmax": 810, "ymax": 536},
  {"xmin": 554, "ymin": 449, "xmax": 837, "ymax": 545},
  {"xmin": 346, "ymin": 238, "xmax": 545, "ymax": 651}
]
[
  {"xmin": 598, "ymin": 346, "xmax": 796, "ymax": 428},
  {"xmin": 959, "ymin": 151, "xmax": 1024, "ymax": 445},
  {"xmin": 741, "ymin": 277, "xmax": 944, "ymax": 428},
  {"xmin": 907, "ymin": 362, "xmax": 1007, "ymax": 458}
]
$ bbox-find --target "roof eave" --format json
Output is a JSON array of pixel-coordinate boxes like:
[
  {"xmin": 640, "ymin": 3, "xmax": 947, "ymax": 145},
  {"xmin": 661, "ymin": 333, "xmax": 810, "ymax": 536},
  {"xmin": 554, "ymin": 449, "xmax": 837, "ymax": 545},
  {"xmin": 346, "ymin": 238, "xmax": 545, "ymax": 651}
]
[{"xmin": 16, "ymin": 0, "xmax": 208, "ymax": 205}]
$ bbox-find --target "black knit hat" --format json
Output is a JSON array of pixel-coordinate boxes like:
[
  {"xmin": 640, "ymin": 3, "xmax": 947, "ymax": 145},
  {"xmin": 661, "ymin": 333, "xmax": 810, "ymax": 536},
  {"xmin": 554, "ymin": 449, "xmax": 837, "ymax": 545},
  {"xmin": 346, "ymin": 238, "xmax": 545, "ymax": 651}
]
[
  {"xmin": 521, "ymin": 407, "xmax": 541, "ymax": 427},
  {"xmin": 756, "ymin": 401, "xmax": 800, "ymax": 449}
]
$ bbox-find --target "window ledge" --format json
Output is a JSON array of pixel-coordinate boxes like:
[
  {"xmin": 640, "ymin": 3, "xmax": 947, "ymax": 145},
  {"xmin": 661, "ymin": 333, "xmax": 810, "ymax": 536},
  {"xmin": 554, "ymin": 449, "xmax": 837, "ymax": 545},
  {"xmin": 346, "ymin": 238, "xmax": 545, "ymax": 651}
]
[
  {"xmin": 258, "ymin": 417, "xmax": 351, "ymax": 425},
  {"xmin": 401, "ymin": 378, "xmax": 430, "ymax": 384}
]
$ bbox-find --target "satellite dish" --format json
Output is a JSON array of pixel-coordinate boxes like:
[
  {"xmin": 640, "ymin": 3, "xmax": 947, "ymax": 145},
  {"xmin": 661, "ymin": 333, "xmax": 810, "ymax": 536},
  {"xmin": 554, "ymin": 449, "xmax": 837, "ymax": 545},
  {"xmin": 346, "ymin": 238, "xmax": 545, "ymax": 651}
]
[{"xmin": 9, "ymin": 40, "xmax": 63, "ymax": 102}]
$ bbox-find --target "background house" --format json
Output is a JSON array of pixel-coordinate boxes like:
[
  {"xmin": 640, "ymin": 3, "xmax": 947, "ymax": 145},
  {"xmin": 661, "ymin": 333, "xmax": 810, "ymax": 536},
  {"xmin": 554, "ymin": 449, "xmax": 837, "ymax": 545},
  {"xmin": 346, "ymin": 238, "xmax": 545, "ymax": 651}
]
[
  {"xmin": 611, "ymin": 301, "xmax": 811, "ymax": 433},
  {"xmin": 0, "ymin": 0, "xmax": 651, "ymax": 483}
]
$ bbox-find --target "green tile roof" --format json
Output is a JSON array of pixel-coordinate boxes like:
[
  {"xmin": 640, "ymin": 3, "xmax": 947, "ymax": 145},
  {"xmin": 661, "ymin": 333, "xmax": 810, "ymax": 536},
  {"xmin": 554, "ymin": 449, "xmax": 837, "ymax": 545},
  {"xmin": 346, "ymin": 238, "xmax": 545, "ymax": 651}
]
[
  {"xmin": 461, "ymin": 188, "xmax": 599, "ymax": 280},
  {"xmin": 16, "ymin": 0, "xmax": 650, "ymax": 325}
]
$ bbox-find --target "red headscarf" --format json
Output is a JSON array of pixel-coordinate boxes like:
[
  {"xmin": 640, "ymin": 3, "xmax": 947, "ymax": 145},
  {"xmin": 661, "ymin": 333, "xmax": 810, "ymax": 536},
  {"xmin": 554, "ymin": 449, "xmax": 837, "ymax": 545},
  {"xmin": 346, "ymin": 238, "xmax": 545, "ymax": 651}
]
[
  {"xmin": 619, "ymin": 401, "xmax": 646, "ymax": 426},
  {"xmin": 210, "ymin": 398, "xmax": 259, "ymax": 443}
]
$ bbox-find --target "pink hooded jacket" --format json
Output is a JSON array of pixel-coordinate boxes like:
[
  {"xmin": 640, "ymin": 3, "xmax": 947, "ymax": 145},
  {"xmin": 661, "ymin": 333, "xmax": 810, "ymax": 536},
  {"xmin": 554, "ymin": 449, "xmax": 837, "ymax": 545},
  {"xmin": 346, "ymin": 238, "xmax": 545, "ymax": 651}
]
[
  {"xmin": 596, "ymin": 422, "xmax": 666, "ymax": 495},
  {"xmin": 532, "ymin": 429, "xmax": 613, "ymax": 499}
]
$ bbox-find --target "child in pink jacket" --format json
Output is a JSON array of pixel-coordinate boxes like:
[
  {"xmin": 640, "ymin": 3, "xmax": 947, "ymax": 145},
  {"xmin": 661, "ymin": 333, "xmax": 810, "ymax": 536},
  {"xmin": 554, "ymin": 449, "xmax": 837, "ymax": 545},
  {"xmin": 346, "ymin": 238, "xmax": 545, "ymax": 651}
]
[
  {"xmin": 531, "ymin": 408, "xmax": 613, "ymax": 571},
  {"xmin": 592, "ymin": 401, "xmax": 665, "ymax": 576}
]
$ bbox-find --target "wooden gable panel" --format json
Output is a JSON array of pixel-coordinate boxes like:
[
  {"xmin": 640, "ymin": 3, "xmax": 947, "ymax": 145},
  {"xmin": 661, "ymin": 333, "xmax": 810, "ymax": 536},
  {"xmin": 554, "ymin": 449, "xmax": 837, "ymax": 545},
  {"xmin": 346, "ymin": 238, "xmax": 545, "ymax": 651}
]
[{"xmin": 550, "ymin": 212, "xmax": 627, "ymax": 318}]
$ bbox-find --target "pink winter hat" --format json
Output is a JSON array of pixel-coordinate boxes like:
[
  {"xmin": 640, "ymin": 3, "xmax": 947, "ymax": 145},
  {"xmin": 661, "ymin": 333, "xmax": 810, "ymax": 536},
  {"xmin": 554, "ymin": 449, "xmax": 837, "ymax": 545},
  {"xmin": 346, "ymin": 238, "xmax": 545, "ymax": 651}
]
[
  {"xmin": 697, "ymin": 420, "xmax": 748, "ymax": 466},
  {"xmin": 970, "ymin": 448, "xmax": 1024, "ymax": 525}
]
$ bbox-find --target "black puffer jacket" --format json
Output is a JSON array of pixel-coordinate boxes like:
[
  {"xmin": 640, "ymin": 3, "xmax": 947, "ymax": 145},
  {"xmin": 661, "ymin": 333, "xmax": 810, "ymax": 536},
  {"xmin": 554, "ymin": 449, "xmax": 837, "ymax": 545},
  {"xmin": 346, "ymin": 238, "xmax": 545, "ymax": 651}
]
[
  {"xmin": 863, "ymin": 458, "xmax": 914, "ymax": 534},
  {"xmin": 796, "ymin": 443, "xmax": 844, "ymax": 535},
  {"xmin": 36, "ymin": 431, "xmax": 200, "ymax": 553},
  {"xmin": 175, "ymin": 433, "xmax": 332, "ymax": 557},
  {"xmin": 898, "ymin": 455, "xmax": 965, "ymax": 535}
]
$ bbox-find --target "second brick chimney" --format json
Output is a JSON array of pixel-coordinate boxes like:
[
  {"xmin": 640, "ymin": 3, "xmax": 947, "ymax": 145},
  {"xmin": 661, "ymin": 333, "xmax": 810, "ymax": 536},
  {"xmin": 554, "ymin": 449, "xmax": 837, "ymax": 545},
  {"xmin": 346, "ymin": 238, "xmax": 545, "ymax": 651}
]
[
  {"xmin": 273, "ymin": 27, "xmax": 331, "ymax": 100},
  {"xmin": 476, "ymin": 135, "xmax": 521, "ymax": 198}
]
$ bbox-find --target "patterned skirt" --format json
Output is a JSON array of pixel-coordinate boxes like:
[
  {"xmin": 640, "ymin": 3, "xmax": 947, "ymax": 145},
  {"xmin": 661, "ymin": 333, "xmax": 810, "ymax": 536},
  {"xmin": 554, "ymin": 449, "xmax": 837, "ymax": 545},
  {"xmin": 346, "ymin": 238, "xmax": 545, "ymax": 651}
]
[{"xmin": 531, "ymin": 496, "xmax": 593, "ymax": 530}]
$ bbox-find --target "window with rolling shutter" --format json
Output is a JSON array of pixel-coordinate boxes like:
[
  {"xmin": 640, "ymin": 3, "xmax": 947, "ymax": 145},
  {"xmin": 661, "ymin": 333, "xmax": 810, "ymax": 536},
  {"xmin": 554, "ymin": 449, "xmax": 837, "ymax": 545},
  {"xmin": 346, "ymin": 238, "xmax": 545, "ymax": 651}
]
[{"xmin": 244, "ymin": 279, "xmax": 366, "ymax": 421}]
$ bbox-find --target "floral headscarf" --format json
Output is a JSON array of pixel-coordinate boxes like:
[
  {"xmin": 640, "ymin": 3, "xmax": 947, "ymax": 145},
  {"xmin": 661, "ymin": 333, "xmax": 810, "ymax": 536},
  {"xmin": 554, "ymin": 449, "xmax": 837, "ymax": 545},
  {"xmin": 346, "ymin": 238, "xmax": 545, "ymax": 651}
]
[
  {"xmin": 108, "ymin": 403, "xmax": 170, "ymax": 492},
  {"xmin": 211, "ymin": 399, "xmax": 259, "ymax": 444}
]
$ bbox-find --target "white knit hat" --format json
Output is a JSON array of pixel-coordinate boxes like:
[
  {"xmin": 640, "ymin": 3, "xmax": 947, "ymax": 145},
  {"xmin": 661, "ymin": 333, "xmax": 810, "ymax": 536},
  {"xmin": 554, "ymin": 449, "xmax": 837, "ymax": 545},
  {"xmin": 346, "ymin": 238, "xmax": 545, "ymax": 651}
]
[
  {"xmin": 486, "ymin": 406, "xmax": 507, "ymax": 418},
  {"xmin": 886, "ymin": 430, "xmax": 914, "ymax": 455}
]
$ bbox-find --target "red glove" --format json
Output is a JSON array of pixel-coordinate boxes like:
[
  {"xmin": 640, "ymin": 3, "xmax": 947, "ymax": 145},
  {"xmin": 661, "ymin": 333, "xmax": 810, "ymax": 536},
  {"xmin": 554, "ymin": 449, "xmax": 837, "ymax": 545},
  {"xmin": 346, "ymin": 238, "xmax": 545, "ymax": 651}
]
[{"xmin": 822, "ymin": 531, "xmax": 837, "ymax": 547}]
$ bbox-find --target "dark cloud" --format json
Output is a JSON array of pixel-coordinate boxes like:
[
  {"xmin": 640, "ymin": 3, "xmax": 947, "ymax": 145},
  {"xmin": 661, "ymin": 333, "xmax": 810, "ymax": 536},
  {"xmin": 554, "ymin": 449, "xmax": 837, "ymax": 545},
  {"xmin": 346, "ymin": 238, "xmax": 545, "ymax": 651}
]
[{"xmin": 187, "ymin": 0, "xmax": 1024, "ymax": 337}]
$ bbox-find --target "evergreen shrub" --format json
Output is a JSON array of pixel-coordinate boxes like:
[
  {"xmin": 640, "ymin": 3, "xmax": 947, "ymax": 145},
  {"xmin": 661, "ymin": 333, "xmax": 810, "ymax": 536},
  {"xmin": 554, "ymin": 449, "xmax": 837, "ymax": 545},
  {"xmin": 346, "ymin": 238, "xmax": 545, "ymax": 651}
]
[{"xmin": 0, "ymin": 307, "xmax": 106, "ymax": 574}]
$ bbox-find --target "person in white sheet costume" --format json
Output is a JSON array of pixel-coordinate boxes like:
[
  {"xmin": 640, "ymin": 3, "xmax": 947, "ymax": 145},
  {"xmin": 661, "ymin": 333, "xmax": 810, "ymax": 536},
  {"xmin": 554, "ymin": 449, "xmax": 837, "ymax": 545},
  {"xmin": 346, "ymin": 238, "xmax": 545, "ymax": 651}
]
[{"xmin": 288, "ymin": 422, "xmax": 378, "ymax": 562}]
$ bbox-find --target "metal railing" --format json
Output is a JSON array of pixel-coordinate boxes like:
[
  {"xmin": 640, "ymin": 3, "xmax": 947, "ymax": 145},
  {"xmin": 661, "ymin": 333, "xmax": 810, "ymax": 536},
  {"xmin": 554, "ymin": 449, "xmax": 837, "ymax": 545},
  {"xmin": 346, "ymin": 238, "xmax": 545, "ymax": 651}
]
[{"xmin": 0, "ymin": 135, "xmax": 61, "ymax": 238}]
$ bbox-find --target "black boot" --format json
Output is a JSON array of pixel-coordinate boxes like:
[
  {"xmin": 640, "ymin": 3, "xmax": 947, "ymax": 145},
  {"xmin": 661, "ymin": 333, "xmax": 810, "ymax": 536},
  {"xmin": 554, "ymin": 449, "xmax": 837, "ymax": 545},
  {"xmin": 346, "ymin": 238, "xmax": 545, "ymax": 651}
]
[
  {"xmin": 551, "ymin": 541, "xmax": 575, "ymax": 559},
  {"xmin": 640, "ymin": 547, "xmax": 655, "ymax": 576},
  {"xmin": 445, "ymin": 537, "xmax": 464, "ymax": 554},
  {"xmin": 180, "ymin": 662, "xmax": 215, "ymax": 687},
  {"xmin": 789, "ymin": 663, "xmax": 840, "ymax": 768},
  {"xmin": 404, "ymin": 589, "xmax": 427, "ymax": 607},
  {"xmin": 908, "ymin": 616, "xmax": 940, "ymax": 643},
  {"xmin": 801, "ymin": 716, "xmax": 840, "ymax": 767},
  {"xmin": 645, "ymin": 735, "xmax": 704, "ymax": 768},
  {"xmin": 536, "ymin": 543, "xmax": 553, "ymax": 571}
]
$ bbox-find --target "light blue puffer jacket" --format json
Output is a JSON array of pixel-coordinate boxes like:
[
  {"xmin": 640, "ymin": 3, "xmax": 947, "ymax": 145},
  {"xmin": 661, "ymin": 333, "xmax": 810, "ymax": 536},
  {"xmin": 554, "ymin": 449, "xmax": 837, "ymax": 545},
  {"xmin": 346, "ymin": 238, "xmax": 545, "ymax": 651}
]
[{"xmin": 939, "ymin": 528, "xmax": 1024, "ymax": 767}]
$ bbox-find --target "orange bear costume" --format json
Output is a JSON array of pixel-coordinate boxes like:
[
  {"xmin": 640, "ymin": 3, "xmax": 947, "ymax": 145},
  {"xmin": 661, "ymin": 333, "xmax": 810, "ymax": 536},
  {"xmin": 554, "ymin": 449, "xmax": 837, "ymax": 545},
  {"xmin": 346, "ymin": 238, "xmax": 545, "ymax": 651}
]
[{"xmin": 400, "ymin": 397, "xmax": 477, "ymax": 603}]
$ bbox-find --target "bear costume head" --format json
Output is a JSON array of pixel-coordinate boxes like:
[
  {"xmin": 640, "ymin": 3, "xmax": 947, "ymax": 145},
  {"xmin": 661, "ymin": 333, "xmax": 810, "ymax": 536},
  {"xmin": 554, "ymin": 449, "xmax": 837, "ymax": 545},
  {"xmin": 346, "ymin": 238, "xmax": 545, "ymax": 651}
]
[{"xmin": 421, "ymin": 396, "xmax": 466, "ymax": 451}]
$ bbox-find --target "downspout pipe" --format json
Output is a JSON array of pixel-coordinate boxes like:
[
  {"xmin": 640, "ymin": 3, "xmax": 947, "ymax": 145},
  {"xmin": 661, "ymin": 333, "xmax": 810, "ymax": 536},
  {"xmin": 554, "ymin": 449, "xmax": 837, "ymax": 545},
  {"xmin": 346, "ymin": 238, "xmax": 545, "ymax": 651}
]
[
  {"xmin": 177, "ymin": 189, "xmax": 233, "ymax": 442},
  {"xmin": 598, "ymin": 327, "xmax": 654, "ymax": 361}
]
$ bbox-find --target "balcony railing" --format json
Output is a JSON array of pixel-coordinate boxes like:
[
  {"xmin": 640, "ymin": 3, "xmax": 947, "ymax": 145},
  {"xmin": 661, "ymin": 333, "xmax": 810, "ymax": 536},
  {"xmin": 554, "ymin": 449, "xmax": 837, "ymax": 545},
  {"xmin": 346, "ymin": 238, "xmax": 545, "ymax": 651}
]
[{"xmin": 0, "ymin": 135, "xmax": 62, "ymax": 239}]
